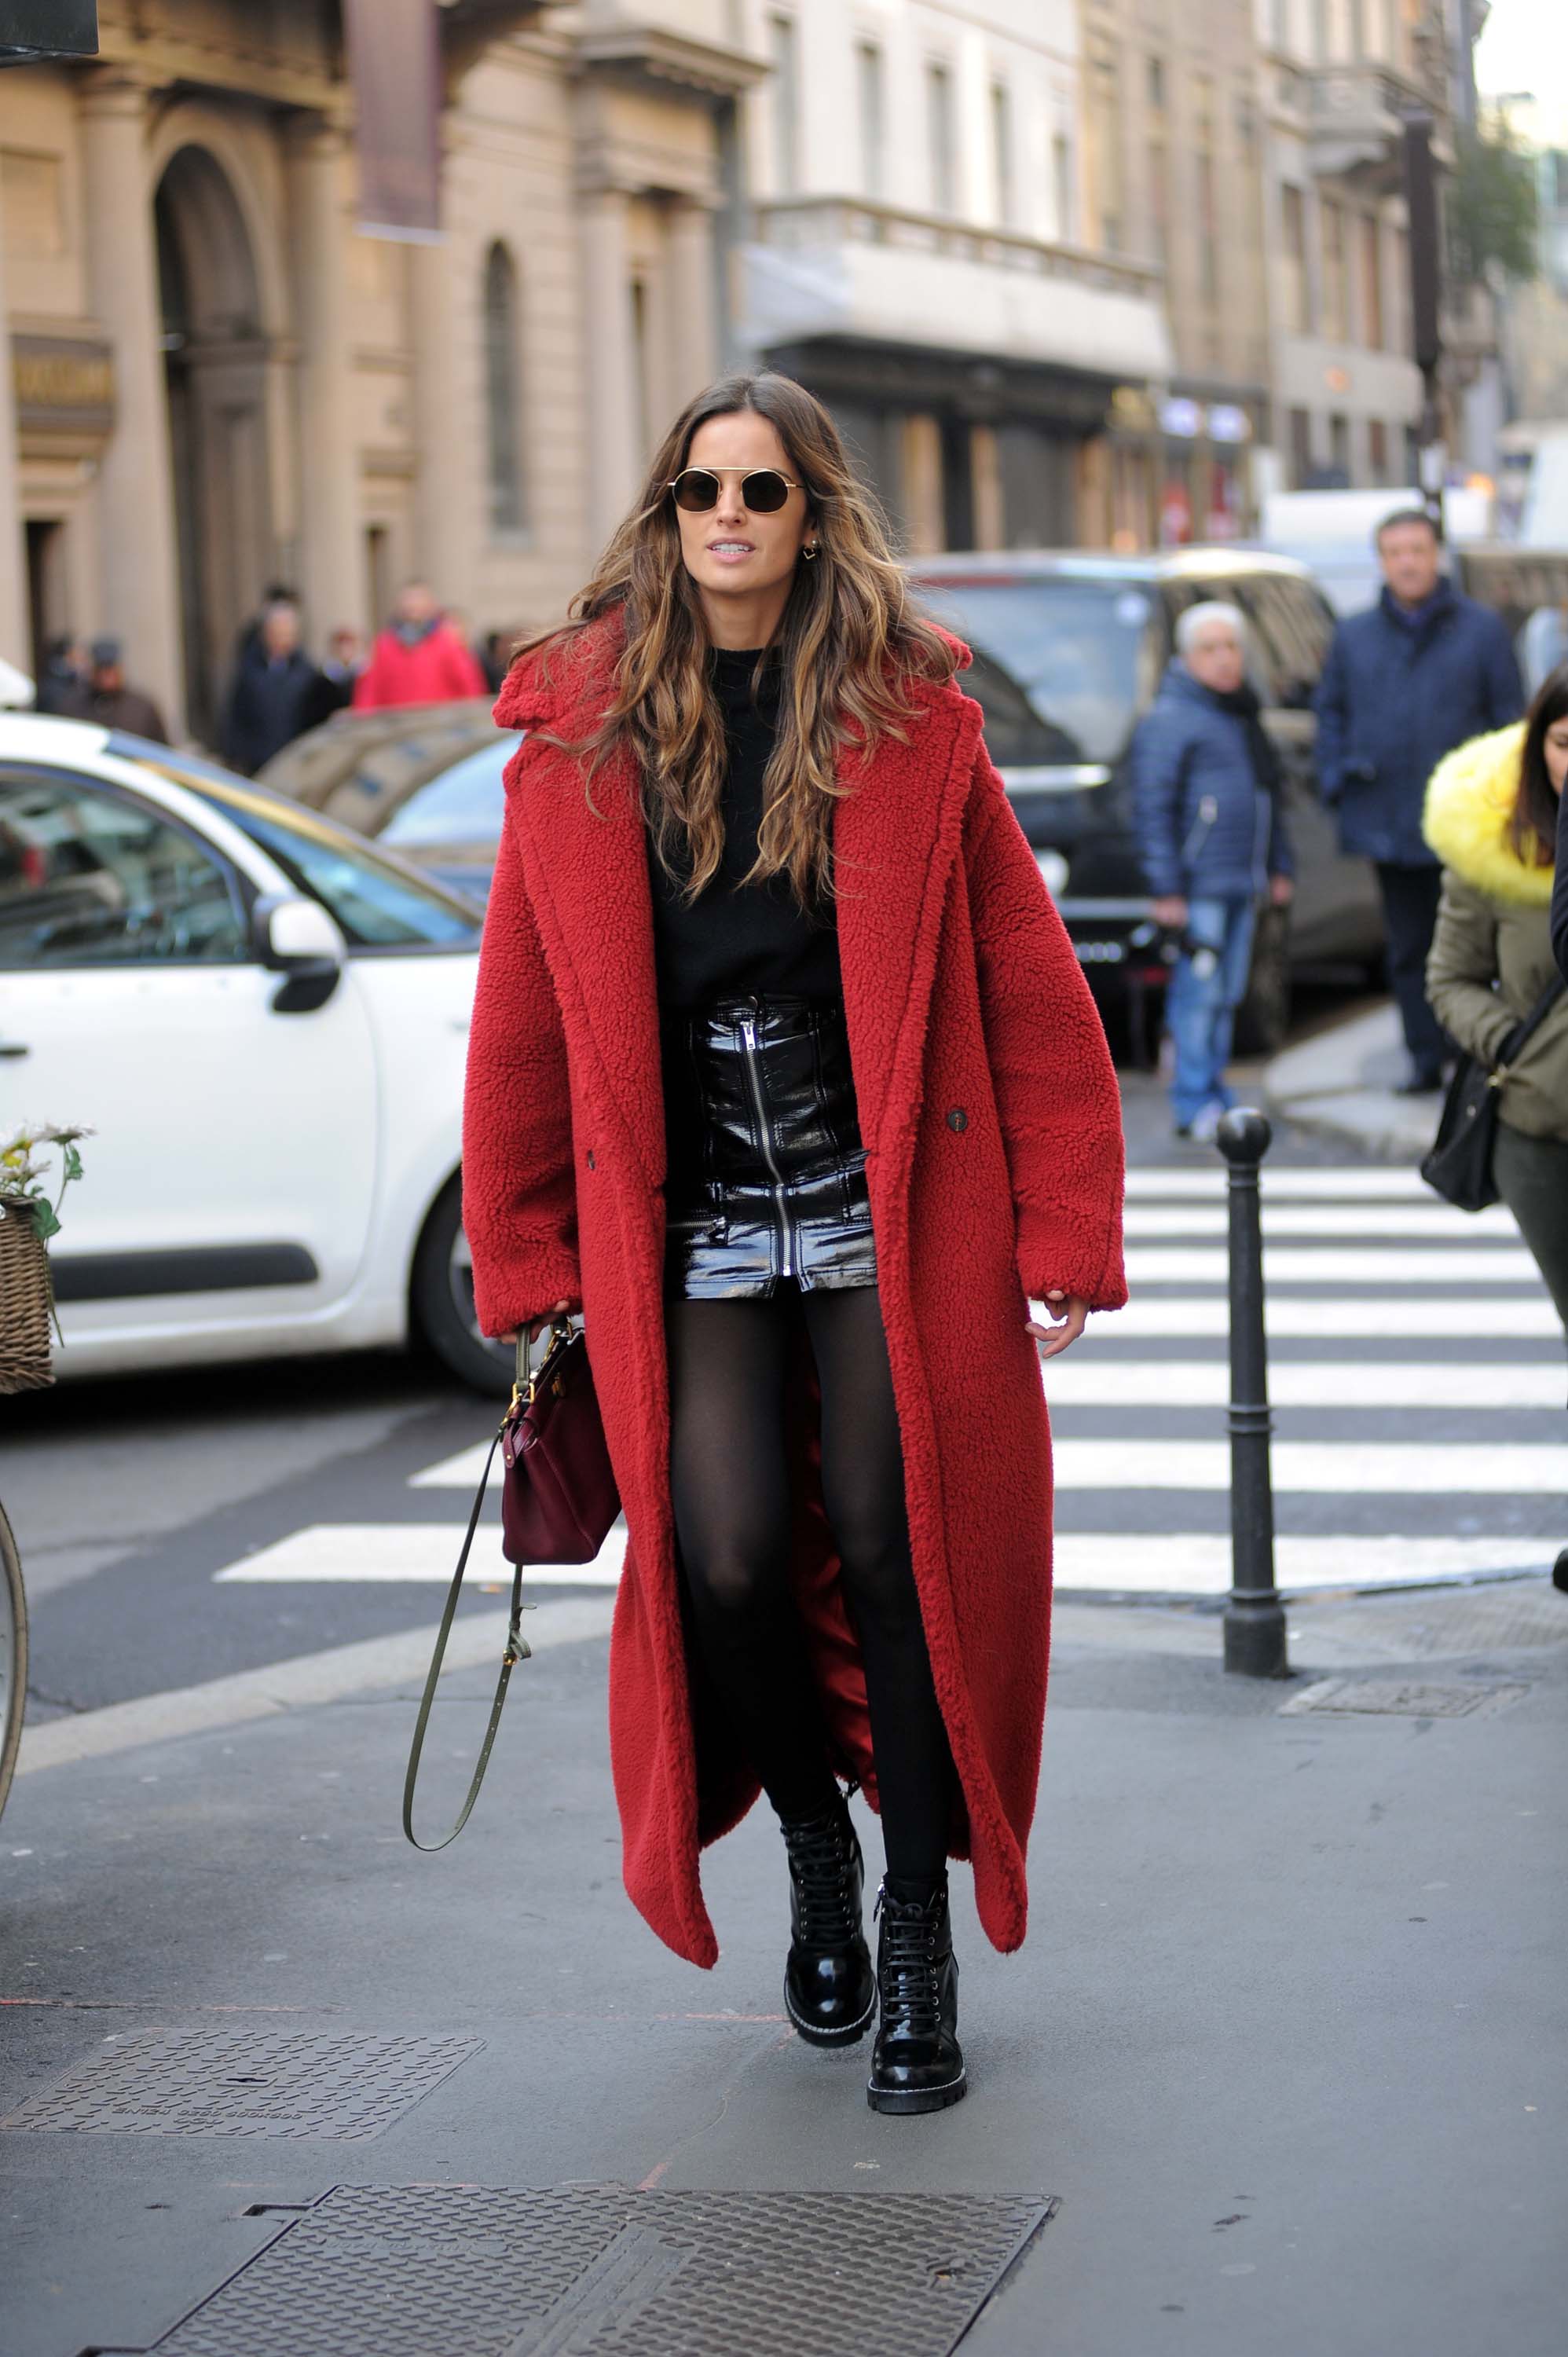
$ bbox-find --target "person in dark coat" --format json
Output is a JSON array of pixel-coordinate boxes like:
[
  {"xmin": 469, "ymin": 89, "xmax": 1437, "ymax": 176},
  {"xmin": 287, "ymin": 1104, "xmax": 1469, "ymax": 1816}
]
[
  {"xmin": 1554, "ymin": 772, "xmax": 1568, "ymax": 986},
  {"xmin": 298, "ymin": 625, "xmax": 365, "ymax": 732},
  {"xmin": 81, "ymin": 639, "xmax": 169, "ymax": 743},
  {"xmin": 1313, "ymin": 508, "xmax": 1525, "ymax": 1091},
  {"xmin": 221, "ymin": 601, "xmax": 323, "ymax": 775},
  {"xmin": 1130, "ymin": 603, "xmax": 1295, "ymax": 1139},
  {"xmin": 36, "ymin": 634, "xmax": 91, "ymax": 717}
]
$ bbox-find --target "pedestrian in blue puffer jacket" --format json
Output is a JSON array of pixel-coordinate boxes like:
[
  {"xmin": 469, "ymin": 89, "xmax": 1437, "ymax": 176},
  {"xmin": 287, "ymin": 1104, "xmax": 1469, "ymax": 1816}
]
[
  {"xmin": 1313, "ymin": 508, "xmax": 1524, "ymax": 1091},
  {"xmin": 1131, "ymin": 603, "xmax": 1295, "ymax": 1140}
]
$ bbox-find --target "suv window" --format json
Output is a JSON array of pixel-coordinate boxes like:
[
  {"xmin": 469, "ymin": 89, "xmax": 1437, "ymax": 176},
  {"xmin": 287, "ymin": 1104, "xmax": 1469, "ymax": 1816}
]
[
  {"xmin": 0, "ymin": 769, "xmax": 247, "ymax": 969},
  {"xmin": 914, "ymin": 577, "xmax": 1153, "ymax": 762},
  {"xmin": 1233, "ymin": 575, "xmax": 1333, "ymax": 709}
]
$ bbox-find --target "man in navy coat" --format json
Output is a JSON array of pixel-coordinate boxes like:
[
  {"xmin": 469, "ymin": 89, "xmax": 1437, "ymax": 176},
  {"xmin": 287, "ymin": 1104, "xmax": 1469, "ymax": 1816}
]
[{"xmin": 1313, "ymin": 509, "xmax": 1524, "ymax": 1091}]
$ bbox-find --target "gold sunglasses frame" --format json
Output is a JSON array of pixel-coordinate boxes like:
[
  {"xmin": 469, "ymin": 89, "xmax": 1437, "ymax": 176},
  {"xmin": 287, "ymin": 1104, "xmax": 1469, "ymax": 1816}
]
[{"xmin": 665, "ymin": 465, "xmax": 804, "ymax": 513}]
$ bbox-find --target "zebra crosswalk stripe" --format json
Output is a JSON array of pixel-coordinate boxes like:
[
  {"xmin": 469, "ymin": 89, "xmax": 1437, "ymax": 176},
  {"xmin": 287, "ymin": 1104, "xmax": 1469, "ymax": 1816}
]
[{"xmin": 207, "ymin": 1169, "xmax": 1561, "ymax": 1600}]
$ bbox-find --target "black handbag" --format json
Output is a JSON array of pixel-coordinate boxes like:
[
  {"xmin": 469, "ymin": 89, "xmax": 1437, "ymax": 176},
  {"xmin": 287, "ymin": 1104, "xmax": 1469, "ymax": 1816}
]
[{"xmin": 1420, "ymin": 974, "xmax": 1566, "ymax": 1211}]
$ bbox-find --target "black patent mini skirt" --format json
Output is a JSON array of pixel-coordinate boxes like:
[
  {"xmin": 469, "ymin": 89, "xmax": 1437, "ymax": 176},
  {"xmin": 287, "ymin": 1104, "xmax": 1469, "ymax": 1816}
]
[{"xmin": 661, "ymin": 993, "xmax": 878, "ymax": 1300}]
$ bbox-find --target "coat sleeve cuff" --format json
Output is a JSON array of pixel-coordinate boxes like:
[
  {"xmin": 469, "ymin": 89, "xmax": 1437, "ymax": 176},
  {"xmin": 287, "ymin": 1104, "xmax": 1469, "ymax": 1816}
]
[
  {"xmin": 1017, "ymin": 1230, "xmax": 1128, "ymax": 1313},
  {"xmin": 471, "ymin": 1242, "xmax": 583, "ymax": 1339}
]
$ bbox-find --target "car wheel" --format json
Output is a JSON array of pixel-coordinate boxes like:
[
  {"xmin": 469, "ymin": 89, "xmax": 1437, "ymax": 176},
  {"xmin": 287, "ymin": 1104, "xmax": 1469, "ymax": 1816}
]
[
  {"xmin": 410, "ymin": 1175, "xmax": 513, "ymax": 1395},
  {"xmin": 1233, "ymin": 906, "xmax": 1292, "ymax": 1059}
]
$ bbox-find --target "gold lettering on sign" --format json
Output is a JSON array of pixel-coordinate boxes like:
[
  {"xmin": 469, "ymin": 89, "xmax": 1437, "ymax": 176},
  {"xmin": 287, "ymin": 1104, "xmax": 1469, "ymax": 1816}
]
[{"xmin": 14, "ymin": 354, "xmax": 115, "ymax": 409}]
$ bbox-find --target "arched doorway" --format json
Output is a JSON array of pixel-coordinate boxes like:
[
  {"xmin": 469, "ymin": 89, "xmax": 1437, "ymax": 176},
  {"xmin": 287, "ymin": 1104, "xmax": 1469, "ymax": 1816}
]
[{"xmin": 155, "ymin": 147, "xmax": 274, "ymax": 744}]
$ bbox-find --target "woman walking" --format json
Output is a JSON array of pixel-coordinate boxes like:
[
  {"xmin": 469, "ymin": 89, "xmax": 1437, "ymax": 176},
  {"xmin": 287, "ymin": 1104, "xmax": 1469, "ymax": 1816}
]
[
  {"xmin": 1425, "ymin": 663, "xmax": 1568, "ymax": 1589},
  {"xmin": 462, "ymin": 372, "xmax": 1126, "ymax": 2113}
]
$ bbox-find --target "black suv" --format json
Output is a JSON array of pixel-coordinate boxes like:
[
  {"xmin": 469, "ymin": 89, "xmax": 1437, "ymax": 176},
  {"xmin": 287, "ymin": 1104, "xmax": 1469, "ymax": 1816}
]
[{"xmin": 911, "ymin": 550, "xmax": 1383, "ymax": 1054}]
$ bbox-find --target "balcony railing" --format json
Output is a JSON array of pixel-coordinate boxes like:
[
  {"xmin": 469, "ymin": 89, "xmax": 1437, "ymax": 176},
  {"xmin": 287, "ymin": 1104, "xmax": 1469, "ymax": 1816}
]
[{"xmin": 753, "ymin": 196, "xmax": 1163, "ymax": 306}]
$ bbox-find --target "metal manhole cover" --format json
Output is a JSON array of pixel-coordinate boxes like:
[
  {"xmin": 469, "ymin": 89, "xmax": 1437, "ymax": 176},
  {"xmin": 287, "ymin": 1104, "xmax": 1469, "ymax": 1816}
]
[
  {"xmin": 1279, "ymin": 1678, "xmax": 1531, "ymax": 1719},
  {"xmin": 137, "ymin": 2184, "xmax": 1052, "ymax": 2357},
  {"xmin": 0, "ymin": 2028, "xmax": 482, "ymax": 2141}
]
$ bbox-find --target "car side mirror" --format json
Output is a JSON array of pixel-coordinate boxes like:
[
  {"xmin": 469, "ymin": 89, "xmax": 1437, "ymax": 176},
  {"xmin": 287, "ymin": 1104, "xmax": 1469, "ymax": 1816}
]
[{"xmin": 255, "ymin": 893, "xmax": 344, "ymax": 1014}]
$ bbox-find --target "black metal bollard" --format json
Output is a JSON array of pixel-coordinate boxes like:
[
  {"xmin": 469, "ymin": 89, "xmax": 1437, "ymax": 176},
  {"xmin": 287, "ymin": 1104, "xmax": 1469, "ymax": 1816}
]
[{"xmin": 1216, "ymin": 1109, "xmax": 1289, "ymax": 1677}]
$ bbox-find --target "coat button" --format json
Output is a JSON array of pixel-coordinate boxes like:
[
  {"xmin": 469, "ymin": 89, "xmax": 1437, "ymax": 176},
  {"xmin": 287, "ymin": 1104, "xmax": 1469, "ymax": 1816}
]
[{"xmin": 946, "ymin": 1107, "xmax": 968, "ymax": 1132}]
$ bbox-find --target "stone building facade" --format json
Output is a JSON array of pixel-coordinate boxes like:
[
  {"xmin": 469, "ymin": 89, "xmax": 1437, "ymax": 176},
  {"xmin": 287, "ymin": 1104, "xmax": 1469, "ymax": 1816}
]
[
  {"xmin": 1252, "ymin": 0, "xmax": 1439, "ymax": 495},
  {"xmin": 0, "ymin": 0, "xmax": 760, "ymax": 739},
  {"xmin": 731, "ymin": 0, "xmax": 1171, "ymax": 553},
  {"xmin": 1079, "ymin": 0, "xmax": 1272, "ymax": 544}
]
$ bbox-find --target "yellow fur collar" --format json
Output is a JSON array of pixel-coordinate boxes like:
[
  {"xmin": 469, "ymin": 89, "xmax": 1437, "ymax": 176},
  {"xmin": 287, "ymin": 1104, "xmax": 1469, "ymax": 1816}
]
[{"xmin": 1422, "ymin": 723, "xmax": 1554, "ymax": 907}]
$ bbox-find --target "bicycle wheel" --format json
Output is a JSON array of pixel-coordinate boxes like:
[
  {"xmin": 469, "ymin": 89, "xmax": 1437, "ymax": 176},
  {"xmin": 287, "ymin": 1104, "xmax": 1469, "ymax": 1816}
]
[{"xmin": 0, "ymin": 1500, "xmax": 26, "ymax": 1823}]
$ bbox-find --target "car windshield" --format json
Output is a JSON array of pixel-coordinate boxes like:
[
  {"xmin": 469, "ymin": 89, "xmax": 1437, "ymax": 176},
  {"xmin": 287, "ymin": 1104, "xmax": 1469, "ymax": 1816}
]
[
  {"xmin": 382, "ymin": 737, "xmax": 518, "ymax": 848},
  {"xmin": 914, "ymin": 577, "xmax": 1151, "ymax": 762},
  {"xmin": 108, "ymin": 736, "xmax": 482, "ymax": 949}
]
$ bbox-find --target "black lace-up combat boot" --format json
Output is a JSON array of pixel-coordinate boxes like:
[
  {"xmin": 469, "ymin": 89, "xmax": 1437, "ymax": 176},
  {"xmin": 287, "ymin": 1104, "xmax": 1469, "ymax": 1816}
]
[
  {"xmin": 865, "ymin": 1879, "xmax": 966, "ymax": 2114},
  {"xmin": 781, "ymin": 1799, "xmax": 875, "ymax": 2046}
]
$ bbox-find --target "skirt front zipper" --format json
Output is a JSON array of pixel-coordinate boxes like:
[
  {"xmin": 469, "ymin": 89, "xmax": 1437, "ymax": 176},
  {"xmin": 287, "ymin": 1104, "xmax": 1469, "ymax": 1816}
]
[{"xmin": 738, "ymin": 1006, "xmax": 795, "ymax": 1279}]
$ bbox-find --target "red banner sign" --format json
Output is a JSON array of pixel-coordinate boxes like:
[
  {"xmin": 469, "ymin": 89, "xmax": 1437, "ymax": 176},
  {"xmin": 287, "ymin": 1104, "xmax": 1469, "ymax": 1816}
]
[{"xmin": 343, "ymin": 0, "xmax": 442, "ymax": 240}]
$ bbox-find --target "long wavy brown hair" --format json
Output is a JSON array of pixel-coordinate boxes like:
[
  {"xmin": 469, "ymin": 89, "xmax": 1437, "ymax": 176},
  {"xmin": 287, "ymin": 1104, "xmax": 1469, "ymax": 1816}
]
[{"xmin": 513, "ymin": 372, "xmax": 958, "ymax": 908}]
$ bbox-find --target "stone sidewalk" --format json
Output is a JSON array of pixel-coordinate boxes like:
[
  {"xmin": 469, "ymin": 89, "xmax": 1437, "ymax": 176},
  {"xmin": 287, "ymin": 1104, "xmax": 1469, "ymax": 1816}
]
[
  {"xmin": 1263, "ymin": 1002, "xmax": 1443, "ymax": 1162},
  {"xmin": 2, "ymin": 1579, "xmax": 1565, "ymax": 2357}
]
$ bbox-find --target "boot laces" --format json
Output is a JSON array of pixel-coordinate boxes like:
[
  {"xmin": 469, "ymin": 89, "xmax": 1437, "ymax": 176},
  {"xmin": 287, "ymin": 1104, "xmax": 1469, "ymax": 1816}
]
[
  {"xmin": 785, "ymin": 1814, "xmax": 856, "ymax": 1946},
  {"xmin": 875, "ymin": 1892, "xmax": 943, "ymax": 2037}
]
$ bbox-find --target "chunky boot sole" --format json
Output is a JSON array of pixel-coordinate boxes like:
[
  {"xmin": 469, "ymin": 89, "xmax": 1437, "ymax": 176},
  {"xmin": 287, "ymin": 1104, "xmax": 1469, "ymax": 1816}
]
[
  {"xmin": 786, "ymin": 1974, "xmax": 877, "ymax": 2047},
  {"xmin": 866, "ymin": 2065, "xmax": 967, "ymax": 2115}
]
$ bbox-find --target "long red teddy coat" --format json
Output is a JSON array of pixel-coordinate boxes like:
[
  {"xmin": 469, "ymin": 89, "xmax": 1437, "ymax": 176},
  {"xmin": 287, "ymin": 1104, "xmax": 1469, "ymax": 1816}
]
[{"xmin": 462, "ymin": 617, "xmax": 1127, "ymax": 1968}]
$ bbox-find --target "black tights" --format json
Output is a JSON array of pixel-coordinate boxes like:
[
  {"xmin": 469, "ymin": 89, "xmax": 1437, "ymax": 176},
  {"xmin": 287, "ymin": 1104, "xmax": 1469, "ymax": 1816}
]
[{"xmin": 666, "ymin": 1283, "xmax": 954, "ymax": 1886}]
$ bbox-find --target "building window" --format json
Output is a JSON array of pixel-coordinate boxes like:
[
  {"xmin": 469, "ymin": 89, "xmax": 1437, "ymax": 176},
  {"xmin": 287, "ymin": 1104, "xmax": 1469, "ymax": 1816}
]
[
  {"xmin": 1329, "ymin": 412, "xmax": 1351, "ymax": 483},
  {"xmin": 926, "ymin": 62, "xmax": 956, "ymax": 214},
  {"xmin": 1311, "ymin": 0, "xmax": 1329, "ymax": 63},
  {"xmin": 1359, "ymin": 214, "xmax": 1384, "ymax": 348},
  {"xmin": 856, "ymin": 42, "xmax": 885, "ymax": 201},
  {"xmin": 482, "ymin": 240, "xmax": 525, "ymax": 536},
  {"xmin": 1149, "ymin": 136, "xmax": 1169, "ymax": 266},
  {"xmin": 1147, "ymin": 55, "xmax": 1165, "ymax": 112},
  {"xmin": 1368, "ymin": 417, "xmax": 1390, "ymax": 484},
  {"xmin": 991, "ymin": 80, "xmax": 1014, "ymax": 227},
  {"xmin": 1321, "ymin": 196, "xmax": 1348, "ymax": 340},
  {"xmin": 1196, "ymin": 152, "xmax": 1218, "ymax": 306},
  {"xmin": 1289, "ymin": 405, "xmax": 1312, "ymax": 489},
  {"xmin": 1090, "ymin": 55, "xmax": 1122, "ymax": 250},
  {"xmin": 1270, "ymin": 0, "xmax": 1291, "ymax": 50},
  {"xmin": 769, "ymin": 13, "xmax": 800, "ymax": 192},
  {"xmin": 1053, "ymin": 132, "xmax": 1075, "ymax": 241},
  {"xmin": 1281, "ymin": 185, "xmax": 1310, "ymax": 332},
  {"xmin": 1349, "ymin": 0, "xmax": 1366, "ymax": 57}
]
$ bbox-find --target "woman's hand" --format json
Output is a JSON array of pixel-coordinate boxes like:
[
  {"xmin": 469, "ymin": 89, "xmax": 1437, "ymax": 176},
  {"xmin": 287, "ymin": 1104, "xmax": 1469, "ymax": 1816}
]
[
  {"xmin": 1027, "ymin": 1291, "xmax": 1089, "ymax": 1361},
  {"xmin": 496, "ymin": 1298, "xmax": 573, "ymax": 1348}
]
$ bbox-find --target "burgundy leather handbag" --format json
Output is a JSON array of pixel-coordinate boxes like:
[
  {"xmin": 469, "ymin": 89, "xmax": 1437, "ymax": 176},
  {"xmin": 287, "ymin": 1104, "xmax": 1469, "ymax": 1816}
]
[{"xmin": 403, "ymin": 1319, "xmax": 620, "ymax": 1850}]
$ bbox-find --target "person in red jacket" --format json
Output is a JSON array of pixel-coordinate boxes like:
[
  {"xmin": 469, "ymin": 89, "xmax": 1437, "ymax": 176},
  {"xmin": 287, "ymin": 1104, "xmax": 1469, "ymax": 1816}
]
[
  {"xmin": 351, "ymin": 581, "xmax": 487, "ymax": 709},
  {"xmin": 462, "ymin": 372, "xmax": 1127, "ymax": 2117}
]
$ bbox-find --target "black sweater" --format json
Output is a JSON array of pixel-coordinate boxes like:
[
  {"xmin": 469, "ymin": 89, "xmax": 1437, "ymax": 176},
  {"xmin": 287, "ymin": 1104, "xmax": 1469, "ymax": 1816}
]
[{"xmin": 647, "ymin": 647, "xmax": 841, "ymax": 1008}]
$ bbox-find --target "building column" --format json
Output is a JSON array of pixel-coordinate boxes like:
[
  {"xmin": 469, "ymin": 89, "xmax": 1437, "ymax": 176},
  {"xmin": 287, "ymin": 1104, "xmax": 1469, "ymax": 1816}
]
[
  {"xmin": 900, "ymin": 414, "xmax": 943, "ymax": 555},
  {"xmin": 579, "ymin": 186, "xmax": 641, "ymax": 548},
  {"xmin": 286, "ymin": 119, "xmax": 365, "ymax": 638},
  {"xmin": 408, "ymin": 119, "xmax": 471, "ymax": 614},
  {"xmin": 78, "ymin": 69, "xmax": 184, "ymax": 728},
  {"xmin": 665, "ymin": 196, "xmax": 718, "ymax": 411},
  {"xmin": 0, "ymin": 163, "xmax": 28, "ymax": 669}
]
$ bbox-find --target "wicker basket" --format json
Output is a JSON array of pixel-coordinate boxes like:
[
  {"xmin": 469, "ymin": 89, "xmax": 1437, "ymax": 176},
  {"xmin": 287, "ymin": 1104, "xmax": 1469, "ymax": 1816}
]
[{"xmin": 0, "ymin": 1194, "xmax": 53, "ymax": 1394}]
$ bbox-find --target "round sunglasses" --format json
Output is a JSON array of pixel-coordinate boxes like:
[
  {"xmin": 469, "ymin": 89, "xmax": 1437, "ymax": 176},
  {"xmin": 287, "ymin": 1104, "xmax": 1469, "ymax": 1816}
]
[{"xmin": 667, "ymin": 465, "xmax": 804, "ymax": 515}]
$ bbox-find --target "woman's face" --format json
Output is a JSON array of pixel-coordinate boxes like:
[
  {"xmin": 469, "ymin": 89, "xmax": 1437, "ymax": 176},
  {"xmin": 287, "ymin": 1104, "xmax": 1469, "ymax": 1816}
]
[
  {"xmin": 672, "ymin": 413, "xmax": 813, "ymax": 617},
  {"xmin": 1543, "ymin": 715, "xmax": 1568, "ymax": 798}
]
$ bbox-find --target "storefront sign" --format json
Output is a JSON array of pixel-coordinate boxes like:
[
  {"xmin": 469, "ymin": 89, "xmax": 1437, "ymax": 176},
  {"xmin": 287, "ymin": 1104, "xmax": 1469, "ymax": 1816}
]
[
  {"xmin": 1207, "ymin": 404, "xmax": 1251, "ymax": 445},
  {"xmin": 1159, "ymin": 395, "xmax": 1203, "ymax": 440},
  {"xmin": 343, "ymin": 0, "xmax": 442, "ymax": 239},
  {"xmin": 12, "ymin": 335, "xmax": 114, "ymax": 435}
]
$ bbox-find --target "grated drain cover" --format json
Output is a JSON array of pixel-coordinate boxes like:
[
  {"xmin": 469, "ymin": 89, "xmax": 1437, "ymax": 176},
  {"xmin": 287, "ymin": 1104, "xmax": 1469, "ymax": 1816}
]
[
  {"xmin": 0, "ymin": 2027, "xmax": 482, "ymax": 2141},
  {"xmin": 1279, "ymin": 1677, "xmax": 1531, "ymax": 1719},
  {"xmin": 137, "ymin": 2184, "xmax": 1051, "ymax": 2357}
]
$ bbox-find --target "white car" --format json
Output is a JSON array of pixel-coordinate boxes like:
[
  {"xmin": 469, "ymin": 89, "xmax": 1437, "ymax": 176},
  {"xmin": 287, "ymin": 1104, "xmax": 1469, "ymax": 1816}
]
[{"xmin": 1, "ymin": 713, "xmax": 507, "ymax": 1390}]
